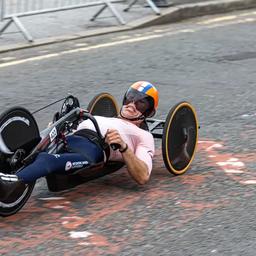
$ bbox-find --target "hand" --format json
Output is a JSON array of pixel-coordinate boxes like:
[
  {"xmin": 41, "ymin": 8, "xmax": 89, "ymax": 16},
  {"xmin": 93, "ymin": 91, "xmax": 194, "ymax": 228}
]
[{"xmin": 105, "ymin": 129, "xmax": 126, "ymax": 151}]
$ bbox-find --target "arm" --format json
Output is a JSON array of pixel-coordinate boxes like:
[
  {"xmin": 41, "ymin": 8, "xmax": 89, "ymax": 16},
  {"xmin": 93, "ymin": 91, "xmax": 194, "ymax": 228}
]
[
  {"xmin": 121, "ymin": 147, "xmax": 150, "ymax": 185},
  {"xmin": 105, "ymin": 129, "xmax": 152, "ymax": 185}
]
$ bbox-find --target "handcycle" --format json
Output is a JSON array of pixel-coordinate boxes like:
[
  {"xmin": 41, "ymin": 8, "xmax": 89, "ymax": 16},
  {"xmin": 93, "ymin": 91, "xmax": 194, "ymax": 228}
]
[{"xmin": 0, "ymin": 93, "xmax": 199, "ymax": 217}]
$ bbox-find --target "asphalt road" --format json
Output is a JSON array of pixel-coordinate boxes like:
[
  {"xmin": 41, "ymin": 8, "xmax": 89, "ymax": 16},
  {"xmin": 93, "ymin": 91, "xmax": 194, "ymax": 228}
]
[{"xmin": 0, "ymin": 9, "xmax": 256, "ymax": 255}]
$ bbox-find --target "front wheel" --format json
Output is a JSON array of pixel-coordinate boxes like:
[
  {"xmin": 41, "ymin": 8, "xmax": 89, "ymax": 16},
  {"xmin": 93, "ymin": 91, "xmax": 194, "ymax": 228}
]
[
  {"xmin": 162, "ymin": 102, "xmax": 199, "ymax": 175},
  {"xmin": 0, "ymin": 182, "xmax": 35, "ymax": 217},
  {"xmin": 0, "ymin": 106, "xmax": 40, "ymax": 217}
]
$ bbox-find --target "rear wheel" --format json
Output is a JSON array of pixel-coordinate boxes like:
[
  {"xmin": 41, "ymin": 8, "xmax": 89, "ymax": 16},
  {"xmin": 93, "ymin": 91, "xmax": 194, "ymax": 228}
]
[
  {"xmin": 87, "ymin": 93, "xmax": 119, "ymax": 117},
  {"xmin": 162, "ymin": 102, "xmax": 199, "ymax": 175},
  {"xmin": 0, "ymin": 107, "xmax": 40, "ymax": 217}
]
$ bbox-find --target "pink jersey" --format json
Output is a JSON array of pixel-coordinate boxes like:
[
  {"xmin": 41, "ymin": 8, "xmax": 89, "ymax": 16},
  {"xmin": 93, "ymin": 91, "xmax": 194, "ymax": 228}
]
[{"xmin": 77, "ymin": 116, "xmax": 155, "ymax": 174}]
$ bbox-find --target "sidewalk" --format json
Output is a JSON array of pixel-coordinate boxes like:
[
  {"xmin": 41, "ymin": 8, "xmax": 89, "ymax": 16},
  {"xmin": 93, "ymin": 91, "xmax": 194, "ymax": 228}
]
[{"xmin": 0, "ymin": 0, "xmax": 256, "ymax": 53}]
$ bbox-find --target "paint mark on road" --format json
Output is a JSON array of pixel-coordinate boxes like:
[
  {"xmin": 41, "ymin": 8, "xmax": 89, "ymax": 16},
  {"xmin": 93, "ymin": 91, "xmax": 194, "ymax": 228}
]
[
  {"xmin": 69, "ymin": 231, "xmax": 92, "ymax": 238},
  {"xmin": 198, "ymin": 140, "xmax": 256, "ymax": 185},
  {"xmin": 38, "ymin": 197, "xmax": 65, "ymax": 200},
  {"xmin": 241, "ymin": 112, "xmax": 256, "ymax": 118},
  {"xmin": 0, "ymin": 57, "xmax": 16, "ymax": 61},
  {"xmin": 198, "ymin": 15, "xmax": 237, "ymax": 25}
]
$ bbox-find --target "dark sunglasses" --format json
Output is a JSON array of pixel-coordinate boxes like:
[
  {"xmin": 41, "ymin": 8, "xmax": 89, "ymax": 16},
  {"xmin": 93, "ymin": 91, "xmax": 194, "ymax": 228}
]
[{"xmin": 123, "ymin": 89, "xmax": 152, "ymax": 114}]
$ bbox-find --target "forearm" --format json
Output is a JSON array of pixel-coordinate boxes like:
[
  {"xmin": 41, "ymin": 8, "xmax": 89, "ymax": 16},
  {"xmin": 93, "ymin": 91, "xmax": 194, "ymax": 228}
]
[
  {"xmin": 105, "ymin": 128, "xmax": 151, "ymax": 185},
  {"xmin": 121, "ymin": 147, "xmax": 150, "ymax": 185}
]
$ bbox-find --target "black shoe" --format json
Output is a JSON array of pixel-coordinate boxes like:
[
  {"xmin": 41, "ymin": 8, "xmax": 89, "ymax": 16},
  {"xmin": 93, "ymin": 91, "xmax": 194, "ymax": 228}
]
[{"xmin": 0, "ymin": 173, "xmax": 26, "ymax": 202}]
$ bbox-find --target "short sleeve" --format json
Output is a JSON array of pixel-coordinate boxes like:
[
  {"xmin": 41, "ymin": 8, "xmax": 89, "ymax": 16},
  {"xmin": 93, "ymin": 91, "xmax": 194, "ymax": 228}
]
[{"xmin": 135, "ymin": 133, "xmax": 155, "ymax": 175}]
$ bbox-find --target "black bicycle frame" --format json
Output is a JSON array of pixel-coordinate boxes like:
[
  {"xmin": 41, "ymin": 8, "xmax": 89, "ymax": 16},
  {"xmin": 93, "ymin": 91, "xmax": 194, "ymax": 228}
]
[{"xmin": 22, "ymin": 108, "xmax": 104, "ymax": 166}]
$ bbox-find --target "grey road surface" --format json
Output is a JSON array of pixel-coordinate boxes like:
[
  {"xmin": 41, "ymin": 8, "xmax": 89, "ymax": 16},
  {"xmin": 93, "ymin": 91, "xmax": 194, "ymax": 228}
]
[{"xmin": 0, "ymin": 9, "xmax": 255, "ymax": 256}]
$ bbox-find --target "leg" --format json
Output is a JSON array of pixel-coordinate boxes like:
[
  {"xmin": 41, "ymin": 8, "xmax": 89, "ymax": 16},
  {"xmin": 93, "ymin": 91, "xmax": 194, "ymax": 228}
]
[
  {"xmin": 16, "ymin": 152, "xmax": 90, "ymax": 183},
  {"xmin": 17, "ymin": 135, "xmax": 104, "ymax": 183},
  {"xmin": 0, "ymin": 135, "xmax": 104, "ymax": 201}
]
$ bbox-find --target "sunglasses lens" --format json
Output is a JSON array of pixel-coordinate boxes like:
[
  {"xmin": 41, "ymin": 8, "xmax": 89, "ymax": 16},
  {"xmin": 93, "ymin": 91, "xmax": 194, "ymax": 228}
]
[
  {"xmin": 123, "ymin": 95, "xmax": 132, "ymax": 105},
  {"xmin": 135, "ymin": 99, "xmax": 150, "ymax": 113},
  {"xmin": 123, "ymin": 88, "xmax": 154, "ymax": 115}
]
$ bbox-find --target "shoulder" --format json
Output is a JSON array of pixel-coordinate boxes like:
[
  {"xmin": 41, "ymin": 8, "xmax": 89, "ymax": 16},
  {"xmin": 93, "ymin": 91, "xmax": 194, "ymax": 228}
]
[{"xmin": 137, "ymin": 126, "xmax": 154, "ymax": 142}]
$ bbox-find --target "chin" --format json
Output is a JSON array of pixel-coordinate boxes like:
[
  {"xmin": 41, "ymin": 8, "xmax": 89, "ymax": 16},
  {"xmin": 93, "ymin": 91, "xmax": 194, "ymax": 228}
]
[{"xmin": 121, "ymin": 110, "xmax": 139, "ymax": 119}]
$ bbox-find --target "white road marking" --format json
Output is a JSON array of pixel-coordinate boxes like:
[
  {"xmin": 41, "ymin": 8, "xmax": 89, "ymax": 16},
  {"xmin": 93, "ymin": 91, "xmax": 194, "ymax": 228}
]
[
  {"xmin": 0, "ymin": 35, "xmax": 162, "ymax": 68},
  {"xmin": 69, "ymin": 231, "xmax": 92, "ymax": 238},
  {"xmin": 0, "ymin": 53, "xmax": 59, "ymax": 68},
  {"xmin": 217, "ymin": 161, "xmax": 244, "ymax": 167},
  {"xmin": 223, "ymin": 169, "xmax": 244, "ymax": 174},
  {"xmin": 115, "ymin": 35, "xmax": 131, "ymax": 39},
  {"xmin": 200, "ymin": 140, "xmax": 255, "ymax": 185},
  {"xmin": 74, "ymin": 43, "xmax": 88, "ymax": 47},
  {"xmin": 39, "ymin": 50, "xmax": 50, "ymax": 53},
  {"xmin": 1, "ymin": 57, "xmax": 16, "ymax": 61},
  {"xmin": 239, "ymin": 11, "xmax": 256, "ymax": 16},
  {"xmin": 242, "ymin": 180, "xmax": 256, "ymax": 185},
  {"xmin": 241, "ymin": 112, "xmax": 256, "ymax": 118},
  {"xmin": 205, "ymin": 17, "xmax": 256, "ymax": 29},
  {"xmin": 38, "ymin": 196, "xmax": 65, "ymax": 200},
  {"xmin": 206, "ymin": 144, "xmax": 223, "ymax": 151},
  {"xmin": 0, "ymin": 11, "xmax": 255, "ymax": 69},
  {"xmin": 198, "ymin": 15, "xmax": 237, "ymax": 25},
  {"xmin": 52, "ymin": 205, "xmax": 65, "ymax": 209},
  {"xmin": 78, "ymin": 242, "xmax": 91, "ymax": 246}
]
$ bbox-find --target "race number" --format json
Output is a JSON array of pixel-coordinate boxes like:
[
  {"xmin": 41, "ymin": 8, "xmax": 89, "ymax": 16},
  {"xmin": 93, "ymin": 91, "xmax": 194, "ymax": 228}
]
[{"xmin": 49, "ymin": 127, "xmax": 57, "ymax": 142}]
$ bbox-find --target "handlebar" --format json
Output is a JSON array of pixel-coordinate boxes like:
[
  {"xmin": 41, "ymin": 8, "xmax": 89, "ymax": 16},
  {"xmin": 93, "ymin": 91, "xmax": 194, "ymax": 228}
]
[
  {"xmin": 81, "ymin": 111, "xmax": 120, "ymax": 151},
  {"xmin": 80, "ymin": 110, "xmax": 104, "ymax": 141},
  {"xmin": 24, "ymin": 107, "xmax": 120, "ymax": 166}
]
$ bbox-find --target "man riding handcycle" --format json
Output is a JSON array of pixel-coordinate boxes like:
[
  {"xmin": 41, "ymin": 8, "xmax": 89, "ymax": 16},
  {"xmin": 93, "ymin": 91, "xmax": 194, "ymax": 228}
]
[{"xmin": 0, "ymin": 81, "xmax": 199, "ymax": 217}]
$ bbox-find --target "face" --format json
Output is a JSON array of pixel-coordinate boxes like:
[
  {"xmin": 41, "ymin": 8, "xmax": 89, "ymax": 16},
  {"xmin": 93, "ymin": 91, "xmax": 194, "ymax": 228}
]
[
  {"xmin": 123, "ymin": 90, "xmax": 151, "ymax": 113},
  {"xmin": 121, "ymin": 101, "xmax": 143, "ymax": 119}
]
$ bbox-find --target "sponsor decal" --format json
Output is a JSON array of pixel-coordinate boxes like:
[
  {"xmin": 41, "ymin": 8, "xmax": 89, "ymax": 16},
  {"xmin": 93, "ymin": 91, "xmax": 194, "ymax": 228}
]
[
  {"xmin": 65, "ymin": 161, "xmax": 72, "ymax": 171},
  {"xmin": 65, "ymin": 161, "xmax": 89, "ymax": 171},
  {"xmin": 71, "ymin": 161, "xmax": 89, "ymax": 169},
  {"xmin": 53, "ymin": 154, "xmax": 60, "ymax": 158},
  {"xmin": 49, "ymin": 127, "xmax": 57, "ymax": 142}
]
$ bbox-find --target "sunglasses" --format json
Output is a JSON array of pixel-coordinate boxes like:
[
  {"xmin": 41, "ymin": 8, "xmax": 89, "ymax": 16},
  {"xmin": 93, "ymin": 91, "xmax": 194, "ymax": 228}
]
[{"xmin": 123, "ymin": 89, "xmax": 152, "ymax": 114}]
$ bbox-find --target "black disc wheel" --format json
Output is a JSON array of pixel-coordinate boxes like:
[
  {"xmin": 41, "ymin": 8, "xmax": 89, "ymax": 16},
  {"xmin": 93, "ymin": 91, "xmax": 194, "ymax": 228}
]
[
  {"xmin": 0, "ymin": 107, "xmax": 40, "ymax": 217},
  {"xmin": 87, "ymin": 93, "xmax": 119, "ymax": 117},
  {"xmin": 162, "ymin": 102, "xmax": 199, "ymax": 175},
  {"xmin": 0, "ymin": 182, "xmax": 35, "ymax": 217}
]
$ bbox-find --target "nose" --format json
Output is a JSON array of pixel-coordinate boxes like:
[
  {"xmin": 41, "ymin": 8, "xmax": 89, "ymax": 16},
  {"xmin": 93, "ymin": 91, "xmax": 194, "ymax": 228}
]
[{"xmin": 126, "ymin": 101, "xmax": 136, "ymax": 107}]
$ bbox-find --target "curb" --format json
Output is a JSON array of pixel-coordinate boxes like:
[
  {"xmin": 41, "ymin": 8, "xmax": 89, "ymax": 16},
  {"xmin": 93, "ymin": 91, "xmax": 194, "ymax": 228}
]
[
  {"xmin": 0, "ymin": 0, "xmax": 256, "ymax": 53},
  {"xmin": 132, "ymin": 0, "xmax": 256, "ymax": 28}
]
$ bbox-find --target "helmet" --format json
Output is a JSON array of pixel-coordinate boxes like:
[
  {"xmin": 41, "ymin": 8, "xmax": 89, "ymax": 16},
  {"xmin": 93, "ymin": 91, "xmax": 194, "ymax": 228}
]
[{"xmin": 122, "ymin": 81, "xmax": 159, "ymax": 120}]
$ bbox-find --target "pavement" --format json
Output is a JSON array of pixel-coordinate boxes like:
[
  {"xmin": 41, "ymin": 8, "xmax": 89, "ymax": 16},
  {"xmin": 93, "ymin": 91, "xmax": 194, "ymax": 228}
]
[{"xmin": 0, "ymin": 0, "xmax": 256, "ymax": 53}]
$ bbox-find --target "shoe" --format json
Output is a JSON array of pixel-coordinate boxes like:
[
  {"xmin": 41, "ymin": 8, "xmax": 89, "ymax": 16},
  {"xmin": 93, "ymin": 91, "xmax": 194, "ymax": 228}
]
[{"xmin": 0, "ymin": 173, "xmax": 26, "ymax": 202}]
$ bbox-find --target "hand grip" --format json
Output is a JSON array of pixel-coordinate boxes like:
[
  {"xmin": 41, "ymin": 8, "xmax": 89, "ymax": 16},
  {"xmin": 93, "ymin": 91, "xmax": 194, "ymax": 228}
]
[{"xmin": 110, "ymin": 143, "xmax": 121, "ymax": 151}]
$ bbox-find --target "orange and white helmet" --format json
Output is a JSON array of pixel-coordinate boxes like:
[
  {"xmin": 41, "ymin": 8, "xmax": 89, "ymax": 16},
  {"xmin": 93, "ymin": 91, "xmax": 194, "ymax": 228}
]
[{"xmin": 122, "ymin": 81, "xmax": 159, "ymax": 119}]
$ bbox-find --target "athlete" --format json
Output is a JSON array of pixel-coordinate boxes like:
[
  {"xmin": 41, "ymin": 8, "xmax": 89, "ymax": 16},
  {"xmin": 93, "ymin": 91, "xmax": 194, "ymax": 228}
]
[{"xmin": 0, "ymin": 81, "xmax": 159, "ymax": 201}]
